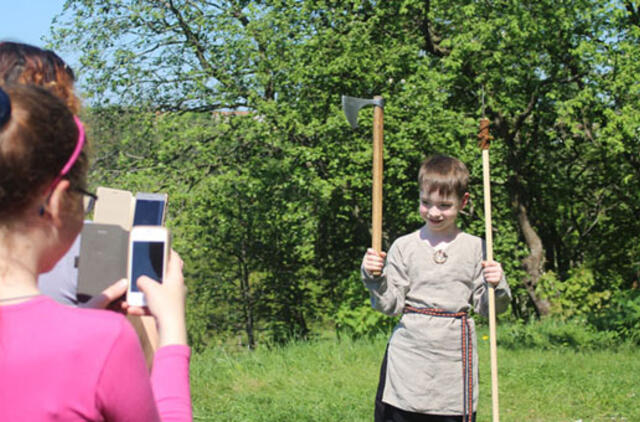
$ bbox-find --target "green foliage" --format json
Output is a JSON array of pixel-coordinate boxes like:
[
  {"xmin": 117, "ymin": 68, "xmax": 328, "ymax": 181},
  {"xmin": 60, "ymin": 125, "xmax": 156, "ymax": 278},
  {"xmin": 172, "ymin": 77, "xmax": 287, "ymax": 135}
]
[
  {"xmin": 335, "ymin": 303, "xmax": 396, "ymax": 339},
  {"xmin": 498, "ymin": 317, "xmax": 621, "ymax": 350},
  {"xmin": 334, "ymin": 272, "xmax": 398, "ymax": 338},
  {"xmin": 590, "ymin": 289, "xmax": 640, "ymax": 344},
  {"xmin": 536, "ymin": 266, "xmax": 612, "ymax": 319},
  {"xmin": 51, "ymin": 0, "xmax": 640, "ymax": 345}
]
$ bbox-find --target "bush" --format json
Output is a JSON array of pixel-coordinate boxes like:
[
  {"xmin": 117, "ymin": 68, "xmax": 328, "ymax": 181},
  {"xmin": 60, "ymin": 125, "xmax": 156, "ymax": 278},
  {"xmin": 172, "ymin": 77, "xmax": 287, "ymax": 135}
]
[
  {"xmin": 535, "ymin": 267, "xmax": 612, "ymax": 319},
  {"xmin": 335, "ymin": 299, "xmax": 398, "ymax": 339},
  {"xmin": 590, "ymin": 289, "xmax": 640, "ymax": 344},
  {"xmin": 334, "ymin": 271, "xmax": 398, "ymax": 339},
  {"xmin": 498, "ymin": 318, "xmax": 620, "ymax": 350}
]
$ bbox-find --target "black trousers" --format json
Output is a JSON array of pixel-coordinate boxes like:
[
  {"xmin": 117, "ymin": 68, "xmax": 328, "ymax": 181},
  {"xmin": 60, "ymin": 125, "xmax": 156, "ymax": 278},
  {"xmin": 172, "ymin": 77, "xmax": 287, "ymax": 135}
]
[{"xmin": 374, "ymin": 347, "xmax": 477, "ymax": 422}]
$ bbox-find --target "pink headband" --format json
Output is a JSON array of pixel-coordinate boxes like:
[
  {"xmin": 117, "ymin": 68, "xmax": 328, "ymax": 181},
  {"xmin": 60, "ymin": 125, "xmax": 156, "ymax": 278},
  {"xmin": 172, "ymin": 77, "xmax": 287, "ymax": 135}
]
[{"xmin": 48, "ymin": 115, "xmax": 85, "ymax": 191}]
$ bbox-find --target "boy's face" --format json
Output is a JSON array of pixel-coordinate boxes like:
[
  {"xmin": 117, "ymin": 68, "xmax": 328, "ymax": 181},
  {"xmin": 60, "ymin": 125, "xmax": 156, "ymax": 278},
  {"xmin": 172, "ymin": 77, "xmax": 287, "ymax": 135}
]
[{"xmin": 419, "ymin": 190, "xmax": 469, "ymax": 235}]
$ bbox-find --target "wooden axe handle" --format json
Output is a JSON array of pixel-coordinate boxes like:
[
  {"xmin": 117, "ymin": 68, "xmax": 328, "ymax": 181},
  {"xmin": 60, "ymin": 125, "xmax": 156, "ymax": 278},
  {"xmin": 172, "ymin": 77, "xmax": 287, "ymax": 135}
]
[{"xmin": 372, "ymin": 96, "xmax": 384, "ymax": 254}]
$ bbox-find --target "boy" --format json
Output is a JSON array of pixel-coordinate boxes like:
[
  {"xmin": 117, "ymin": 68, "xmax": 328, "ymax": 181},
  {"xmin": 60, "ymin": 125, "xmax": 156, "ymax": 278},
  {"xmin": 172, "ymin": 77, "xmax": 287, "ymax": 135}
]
[{"xmin": 362, "ymin": 154, "xmax": 511, "ymax": 422}]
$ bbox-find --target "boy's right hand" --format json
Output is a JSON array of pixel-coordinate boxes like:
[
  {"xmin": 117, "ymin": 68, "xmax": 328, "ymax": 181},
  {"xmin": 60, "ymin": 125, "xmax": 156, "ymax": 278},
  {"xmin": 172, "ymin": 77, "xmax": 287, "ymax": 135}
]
[
  {"xmin": 126, "ymin": 249, "xmax": 187, "ymax": 347},
  {"xmin": 363, "ymin": 248, "xmax": 387, "ymax": 276}
]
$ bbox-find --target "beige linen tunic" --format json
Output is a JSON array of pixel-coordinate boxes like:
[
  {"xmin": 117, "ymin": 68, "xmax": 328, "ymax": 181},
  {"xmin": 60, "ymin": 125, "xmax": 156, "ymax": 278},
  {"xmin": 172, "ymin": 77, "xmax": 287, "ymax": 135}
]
[{"xmin": 362, "ymin": 227, "xmax": 511, "ymax": 415}]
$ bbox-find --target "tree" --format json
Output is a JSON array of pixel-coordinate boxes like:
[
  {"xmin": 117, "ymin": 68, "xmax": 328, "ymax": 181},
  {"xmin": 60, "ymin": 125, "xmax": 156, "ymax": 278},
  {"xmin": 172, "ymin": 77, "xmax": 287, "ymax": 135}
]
[{"xmin": 53, "ymin": 0, "xmax": 640, "ymax": 344}]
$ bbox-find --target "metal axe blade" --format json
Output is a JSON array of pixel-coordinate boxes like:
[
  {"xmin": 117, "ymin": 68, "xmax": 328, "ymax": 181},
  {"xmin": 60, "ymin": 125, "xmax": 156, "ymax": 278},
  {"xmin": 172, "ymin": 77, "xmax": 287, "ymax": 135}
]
[
  {"xmin": 342, "ymin": 95, "xmax": 384, "ymax": 129},
  {"xmin": 341, "ymin": 94, "xmax": 385, "ymax": 253}
]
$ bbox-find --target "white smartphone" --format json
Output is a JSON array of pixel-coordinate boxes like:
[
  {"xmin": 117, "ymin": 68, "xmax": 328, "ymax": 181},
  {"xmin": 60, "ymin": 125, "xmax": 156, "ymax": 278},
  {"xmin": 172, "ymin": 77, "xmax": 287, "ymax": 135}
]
[
  {"xmin": 132, "ymin": 192, "xmax": 168, "ymax": 227},
  {"xmin": 126, "ymin": 226, "xmax": 169, "ymax": 307}
]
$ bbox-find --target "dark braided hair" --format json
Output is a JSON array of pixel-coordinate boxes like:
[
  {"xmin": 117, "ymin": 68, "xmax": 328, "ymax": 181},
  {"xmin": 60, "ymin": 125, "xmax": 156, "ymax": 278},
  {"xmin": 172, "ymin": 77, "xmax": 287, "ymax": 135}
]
[{"xmin": 0, "ymin": 84, "xmax": 88, "ymax": 221}]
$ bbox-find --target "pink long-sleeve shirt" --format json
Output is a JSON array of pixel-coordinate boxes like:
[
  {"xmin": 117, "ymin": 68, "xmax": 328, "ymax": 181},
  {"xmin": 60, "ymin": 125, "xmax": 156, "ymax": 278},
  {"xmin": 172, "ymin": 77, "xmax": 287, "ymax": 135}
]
[{"xmin": 0, "ymin": 296, "xmax": 192, "ymax": 421}]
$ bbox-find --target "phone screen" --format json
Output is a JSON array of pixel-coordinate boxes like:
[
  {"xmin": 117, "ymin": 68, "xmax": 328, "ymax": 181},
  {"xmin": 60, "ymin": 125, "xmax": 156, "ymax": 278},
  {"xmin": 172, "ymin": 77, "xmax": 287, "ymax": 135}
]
[
  {"xmin": 130, "ymin": 241, "xmax": 165, "ymax": 292},
  {"xmin": 133, "ymin": 199, "xmax": 165, "ymax": 226}
]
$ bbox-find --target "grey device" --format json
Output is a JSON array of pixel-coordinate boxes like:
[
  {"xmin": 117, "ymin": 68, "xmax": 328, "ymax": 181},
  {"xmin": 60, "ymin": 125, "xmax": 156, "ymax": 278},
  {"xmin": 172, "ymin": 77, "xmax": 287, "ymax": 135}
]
[
  {"xmin": 38, "ymin": 231, "xmax": 82, "ymax": 306},
  {"xmin": 133, "ymin": 192, "xmax": 168, "ymax": 226},
  {"xmin": 76, "ymin": 223, "xmax": 128, "ymax": 301}
]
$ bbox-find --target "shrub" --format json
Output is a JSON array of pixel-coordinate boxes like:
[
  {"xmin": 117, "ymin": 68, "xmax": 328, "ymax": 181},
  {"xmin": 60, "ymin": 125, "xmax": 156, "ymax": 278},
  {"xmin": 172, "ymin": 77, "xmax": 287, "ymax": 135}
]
[
  {"xmin": 335, "ymin": 299, "xmax": 398, "ymax": 339},
  {"xmin": 334, "ymin": 271, "xmax": 398, "ymax": 339},
  {"xmin": 536, "ymin": 267, "xmax": 611, "ymax": 319},
  {"xmin": 590, "ymin": 289, "xmax": 640, "ymax": 344},
  {"xmin": 498, "ymin": 318, "xmax": 620, "ymax": 350}
]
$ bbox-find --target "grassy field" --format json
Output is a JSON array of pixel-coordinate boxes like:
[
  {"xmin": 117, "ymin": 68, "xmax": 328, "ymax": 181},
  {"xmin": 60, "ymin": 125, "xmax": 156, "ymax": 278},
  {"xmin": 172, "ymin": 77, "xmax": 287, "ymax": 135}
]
[{"xmin": 190, "ymin": 328, "xmax": 639, "ymax": 421}]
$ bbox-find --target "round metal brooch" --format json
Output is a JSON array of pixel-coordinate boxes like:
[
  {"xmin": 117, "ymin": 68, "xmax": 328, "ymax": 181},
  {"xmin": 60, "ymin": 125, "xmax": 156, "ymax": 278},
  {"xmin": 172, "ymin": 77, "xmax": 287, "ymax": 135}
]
[{"xmin": 433, "ymin": 249, "xmax": 448, "ymax": 264}]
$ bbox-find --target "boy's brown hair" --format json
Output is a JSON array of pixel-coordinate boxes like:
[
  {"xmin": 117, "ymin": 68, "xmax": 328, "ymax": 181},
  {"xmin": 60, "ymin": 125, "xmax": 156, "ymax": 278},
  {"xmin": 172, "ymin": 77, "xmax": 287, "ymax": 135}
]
[{"xmin": 418, "ymin": 154, "xmax": 469, "ymax": 200}]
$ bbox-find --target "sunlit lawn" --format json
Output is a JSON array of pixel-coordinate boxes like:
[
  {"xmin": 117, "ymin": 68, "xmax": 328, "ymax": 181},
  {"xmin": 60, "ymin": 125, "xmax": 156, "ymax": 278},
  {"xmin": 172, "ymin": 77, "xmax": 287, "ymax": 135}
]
[{"xmin": 190, "ymin": 328, "xmax": 639, "ymax": 421}]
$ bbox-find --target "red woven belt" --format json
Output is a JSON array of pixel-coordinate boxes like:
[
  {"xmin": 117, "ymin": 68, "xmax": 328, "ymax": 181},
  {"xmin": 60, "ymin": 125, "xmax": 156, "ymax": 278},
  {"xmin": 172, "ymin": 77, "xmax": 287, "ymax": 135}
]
[{"xmin": 403, "ymin": 305, "xmax": 473, "ymax": 422}]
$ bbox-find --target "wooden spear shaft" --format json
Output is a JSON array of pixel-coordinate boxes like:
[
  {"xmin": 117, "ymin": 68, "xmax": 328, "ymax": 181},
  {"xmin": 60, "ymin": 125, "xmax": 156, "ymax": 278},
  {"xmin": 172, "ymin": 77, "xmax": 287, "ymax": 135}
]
[
  {"xmin": 483, "ymin": 148, "xmax": 500, "ymax": 422},
  {"xmin": 479, "ymin": 118, "xmax": 500, "ymax": 422},
  {"xmin": 372, "ymin": 96, "xmax": 384, "ymax": 253}
]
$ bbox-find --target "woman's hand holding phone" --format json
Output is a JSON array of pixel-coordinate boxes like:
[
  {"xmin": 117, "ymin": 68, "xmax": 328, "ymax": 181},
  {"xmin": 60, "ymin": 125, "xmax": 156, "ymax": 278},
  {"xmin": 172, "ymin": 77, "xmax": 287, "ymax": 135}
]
[
  {"xmin": 79, "ymin": 279, "xmax": 128, "ymax": 310},
  {"xmin": 126, "ymin": 249, "xmax": 187, "ymax": 347}
]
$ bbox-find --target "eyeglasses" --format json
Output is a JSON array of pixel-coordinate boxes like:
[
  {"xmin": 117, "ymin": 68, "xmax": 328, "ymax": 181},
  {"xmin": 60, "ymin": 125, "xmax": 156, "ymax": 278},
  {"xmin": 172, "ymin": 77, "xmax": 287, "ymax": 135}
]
[{"xmin": 72, "ymin": 187, "xmax": 97, "ymax": 216}]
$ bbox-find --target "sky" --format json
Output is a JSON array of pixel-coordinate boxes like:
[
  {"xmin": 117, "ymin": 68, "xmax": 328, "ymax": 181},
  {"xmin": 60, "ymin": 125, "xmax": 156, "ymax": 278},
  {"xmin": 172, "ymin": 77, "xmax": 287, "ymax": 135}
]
[
  {"xmin": 1, "ymin": 1, "xmax": 82, "ymax": 87},
  {"xmin": 1, "ymin": 1, "xmax": 67, "ymax": 49}
]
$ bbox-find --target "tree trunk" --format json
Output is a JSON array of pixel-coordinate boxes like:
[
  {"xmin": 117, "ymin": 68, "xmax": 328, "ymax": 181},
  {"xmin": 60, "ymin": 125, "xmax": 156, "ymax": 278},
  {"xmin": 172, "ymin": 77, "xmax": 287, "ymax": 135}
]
[
  {"xmin": 514, "ymin": 197, "xmax": 552, "ymax": 316},
  {"xmin": 240, "ymin": 245, "xmax": 256, "ymax": 350},
  {"xmin": 496, "ymin": 107, "xmax": 552, "ymax": 318}
]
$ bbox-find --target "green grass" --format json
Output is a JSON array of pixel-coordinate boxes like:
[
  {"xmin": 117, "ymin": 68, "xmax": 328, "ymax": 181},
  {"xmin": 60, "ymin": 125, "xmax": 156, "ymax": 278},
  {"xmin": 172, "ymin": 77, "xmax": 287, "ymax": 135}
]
[
  {"xmin": 190, "ymin": 328, "xmax": 639, "ymax": 421},
  {"xmin": 477, "ymin": 331, "xmax": 639, "ymax": 421},
  {"xmin": 191, "ymin": 335, "xmax": 381, "ymax": 421}
]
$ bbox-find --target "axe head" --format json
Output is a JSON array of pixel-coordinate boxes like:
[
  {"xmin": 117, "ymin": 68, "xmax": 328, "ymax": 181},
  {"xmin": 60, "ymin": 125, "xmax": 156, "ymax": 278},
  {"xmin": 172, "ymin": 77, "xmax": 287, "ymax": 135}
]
[{"xmin": 342, "ymin": 95, "xmax": 384, "ymax": 129}]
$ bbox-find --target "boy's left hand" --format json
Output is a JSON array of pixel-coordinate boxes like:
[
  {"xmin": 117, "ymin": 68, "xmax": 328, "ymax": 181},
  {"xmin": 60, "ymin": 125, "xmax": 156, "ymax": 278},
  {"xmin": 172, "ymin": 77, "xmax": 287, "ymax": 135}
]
[{"xmin": 482, "ymin": 261, "xmax": 503, "ymax": 287}]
